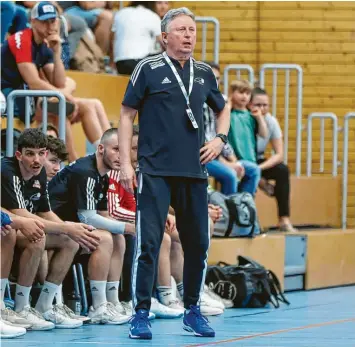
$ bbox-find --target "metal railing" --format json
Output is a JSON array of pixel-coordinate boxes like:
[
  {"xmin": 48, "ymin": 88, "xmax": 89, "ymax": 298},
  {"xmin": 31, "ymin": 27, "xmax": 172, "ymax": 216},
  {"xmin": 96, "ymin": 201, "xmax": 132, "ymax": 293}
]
[
  {"xmin": 6, "ymin": 90, "xmax": 66, "ymax": 156},
  {"xmin": 259, "ymin": 64, "xmax": 303, "ymax": 176},
  {"xmin": 306, "ymin": 112, "xmax": 338, "ymax": 177},
  {"xmin": 223, "ymin": 64, "xmax": 255, "ymax": 96},
  {"xmin": 195, "ymin": 16, "xmax": 220, "ymax": 64},
  {"xmin": 342, "ymin": 112, "xmax": 355, "ymax": 229}
]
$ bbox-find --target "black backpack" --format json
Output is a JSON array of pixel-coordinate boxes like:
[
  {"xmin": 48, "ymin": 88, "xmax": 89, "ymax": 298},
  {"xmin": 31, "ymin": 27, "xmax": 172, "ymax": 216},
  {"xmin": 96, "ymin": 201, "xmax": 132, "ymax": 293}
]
[{"xmin": 205, "ymin": 256, "xmax": 290, "ymax": 308}]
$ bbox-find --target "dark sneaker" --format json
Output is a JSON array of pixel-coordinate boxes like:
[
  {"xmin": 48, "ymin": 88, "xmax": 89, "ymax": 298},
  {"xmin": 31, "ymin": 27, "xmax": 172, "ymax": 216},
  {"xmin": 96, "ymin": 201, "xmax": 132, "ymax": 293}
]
[
  {"xmin": 183, "ymin": 305, "xmax": 215, "ymax": 337},
  {"xmin": 128, "ymin": 309, "xmax": 152, "ymax": 340}
]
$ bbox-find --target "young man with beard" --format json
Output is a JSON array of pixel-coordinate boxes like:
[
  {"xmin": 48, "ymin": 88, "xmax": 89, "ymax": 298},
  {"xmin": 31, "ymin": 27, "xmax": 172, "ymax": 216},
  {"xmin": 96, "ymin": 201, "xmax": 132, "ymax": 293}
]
[
  {"xmin": 1, "ymin": 129, "xmax": 99, "ymax": 330},
  {"xmin": 48, "ymin": 128, "xmax": 134, "ymax": 324}
]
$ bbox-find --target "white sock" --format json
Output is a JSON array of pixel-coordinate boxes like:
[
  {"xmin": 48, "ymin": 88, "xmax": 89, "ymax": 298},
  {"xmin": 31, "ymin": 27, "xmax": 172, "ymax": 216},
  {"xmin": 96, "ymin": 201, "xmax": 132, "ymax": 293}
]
[
  {"xmin": 90, "ymin": 280, "xmax": 107, "ymax": 309},
  {"xmin": 35, "ymin": 281, "xmax": 59, "ymax": 313},
  {"xmin": 0, "ymin": 278, "xmax": 8, "ymax": 309},
  {"xmin": 55, "ymin": 284, "xmax": 64, "ymax": 306},
  {"xmin": 106, "ymin": 281, "xmax": 120, "ymax": 305},
  {"xmin": 177, "ymin": 282, "xmax": 184, "ymax": 298},
  {"xmin": 15, "ymin": 284, "xmax": 32, "ymax": 312},
  {"xmin": 157, "ymin": 286, "xmax": 174, "ymax": 306}
]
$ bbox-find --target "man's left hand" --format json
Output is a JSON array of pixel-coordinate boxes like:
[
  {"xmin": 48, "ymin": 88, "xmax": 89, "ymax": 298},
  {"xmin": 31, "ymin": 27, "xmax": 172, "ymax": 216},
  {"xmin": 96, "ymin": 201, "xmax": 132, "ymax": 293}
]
[{"xmin": 200, "ymin": 138, "xmax": 224, "ymax": 165}]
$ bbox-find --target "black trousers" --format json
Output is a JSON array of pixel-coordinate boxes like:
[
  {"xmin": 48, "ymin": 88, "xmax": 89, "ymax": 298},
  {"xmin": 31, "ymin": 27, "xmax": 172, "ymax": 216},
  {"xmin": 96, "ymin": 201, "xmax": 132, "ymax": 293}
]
[
  {"xmin": 132, "ymin": 173, "xmax": 210, "ymax": 311},
  {"xmin": 257, "ymin": 159, "xmax": 290, "ymax": 218}
]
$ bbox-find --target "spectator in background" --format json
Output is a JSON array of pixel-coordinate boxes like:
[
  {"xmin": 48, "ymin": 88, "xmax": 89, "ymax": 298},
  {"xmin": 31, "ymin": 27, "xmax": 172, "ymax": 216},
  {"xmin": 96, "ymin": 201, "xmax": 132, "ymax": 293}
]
[
  {"xmin": 251, "ymin": 87, "xmax": 297, "ymax": 232},
  {"xmin": 1, "ymin": 1, "xmax": 74, "ymax": 124},
  {"xmin": 111, "ymin": 1, "xmax": 163, "ymax": 75},
  {"xmin": 203, "ymin": 63, "xmax": 244, "ymax": 195},
  {"xmin": 154, "ymin": 1, "xmax": 170, "ymax": 19},
  {"xmin": 150, "ymin": 1, "xmax": 170, "ymax": 55},
  {"xmin": 0, "ymin": 2, "xmax": 30, "ymax": 44},
  {"xmin": 61, "ymin": 1, "xmax": 113, "ymax": 55},
  {"xmin": 18, "ymin": 2, "xmax": 88, "ymax": 63},
  {"xmin": 227, "ymin": 80, "xmax": 267, "ymax": 196}
]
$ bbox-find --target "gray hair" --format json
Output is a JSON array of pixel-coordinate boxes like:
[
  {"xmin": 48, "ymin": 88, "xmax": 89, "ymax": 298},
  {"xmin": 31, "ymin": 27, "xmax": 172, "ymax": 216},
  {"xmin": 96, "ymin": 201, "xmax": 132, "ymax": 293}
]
[{"xmin": 161, "ymin": 7, "xmax": 195, "ymax": 33}]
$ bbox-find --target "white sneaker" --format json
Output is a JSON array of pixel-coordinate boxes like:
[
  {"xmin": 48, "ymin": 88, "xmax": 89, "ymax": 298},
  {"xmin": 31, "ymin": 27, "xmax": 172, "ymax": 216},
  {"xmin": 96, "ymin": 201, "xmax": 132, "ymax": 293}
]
[
  {"xmin": 42, "ymin": 306, "xmax": 83, "ymax": 329},
  {"xmin": 54, "ymin": 304, "xmax": 91, "ymax": 324},
  {"xmin": 202, "ymin": 288, "xmax": 225, "ymax": 310},
  {"xmin": 88, "ymin": 302, "xmax": 128, "ymax": 325},
  {"xmin": 121, "ymin": 301, "xmax": 156, "ymax": 320},
  {"xmin": 0, "ymin": 319, "xmax": 26, "ymax": 338},
  {"xmin": 106, "ymin": 302, "xmax": 130, "ymax": 324},
  {"xmin": 150, "ymin": 298, "xmax": 183, "ymax": 319},
  {"xmin": 205, "ymin": 284, "xmax": 234, "ymax": 308},
  {"xmin": 16, "ymin": 306, "xmax": 55, "ymax": 331},
  {"xmin": 166, "ymin": 299, "xmax": 185, "ymax": 313},
  {"xmin": 1, "ymin": 308, "xmax": 32, "ymax": 329}
]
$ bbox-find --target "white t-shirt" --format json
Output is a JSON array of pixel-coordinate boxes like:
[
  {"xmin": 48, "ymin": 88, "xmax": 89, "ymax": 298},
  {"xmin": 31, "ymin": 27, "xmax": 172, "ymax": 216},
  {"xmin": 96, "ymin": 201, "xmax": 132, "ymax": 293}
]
[
  {"xmin": 257, "ymin": 113, "xmax": 282, "ymax": 159},
  {"xmin": 112, "ymin": 6, "xmax": 161, "ymax": 62}
]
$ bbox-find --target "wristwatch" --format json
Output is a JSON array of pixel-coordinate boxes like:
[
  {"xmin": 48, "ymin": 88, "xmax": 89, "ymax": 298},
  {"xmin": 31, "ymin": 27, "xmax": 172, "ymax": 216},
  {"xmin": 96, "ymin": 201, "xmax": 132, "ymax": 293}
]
[{"xmin": 215, "ymin": 133, "xmax": 228, "ymax": 144}]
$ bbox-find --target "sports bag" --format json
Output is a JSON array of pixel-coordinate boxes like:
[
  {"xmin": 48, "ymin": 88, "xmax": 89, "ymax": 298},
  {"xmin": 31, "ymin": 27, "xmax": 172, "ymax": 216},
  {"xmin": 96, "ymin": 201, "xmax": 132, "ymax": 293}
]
[{"xmin": 205, "ymin": 255, "xmax": 290, "ymax": 308}]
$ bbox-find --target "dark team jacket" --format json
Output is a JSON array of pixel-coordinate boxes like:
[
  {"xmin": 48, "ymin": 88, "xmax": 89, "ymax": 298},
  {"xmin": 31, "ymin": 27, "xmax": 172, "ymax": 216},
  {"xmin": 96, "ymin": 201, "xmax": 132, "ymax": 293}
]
[{"xmin": 1, "ymin": 156, "xmax": 51, "ymax": 213}]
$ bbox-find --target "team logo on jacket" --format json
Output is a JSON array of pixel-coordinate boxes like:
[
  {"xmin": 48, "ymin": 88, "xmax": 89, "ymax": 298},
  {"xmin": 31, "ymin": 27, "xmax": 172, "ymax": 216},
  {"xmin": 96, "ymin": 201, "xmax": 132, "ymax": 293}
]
[
  {"xmin": 108, "ymin": 183, "xmax": 116, "ymax": 191},
  {"xmin": 32, "ymin": 180, "xmax": 41, "ymax": 189},
  {"xmin": 194, "ymin": 77, "xmax": 204, "ymax": 85}
]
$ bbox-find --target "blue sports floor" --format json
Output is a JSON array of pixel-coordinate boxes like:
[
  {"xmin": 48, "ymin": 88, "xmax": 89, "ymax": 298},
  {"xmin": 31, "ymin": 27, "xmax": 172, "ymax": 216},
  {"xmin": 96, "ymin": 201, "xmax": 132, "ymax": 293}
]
[{"xmin": 2, "ymin": 286, "xmax": 355, "ymax": 347}]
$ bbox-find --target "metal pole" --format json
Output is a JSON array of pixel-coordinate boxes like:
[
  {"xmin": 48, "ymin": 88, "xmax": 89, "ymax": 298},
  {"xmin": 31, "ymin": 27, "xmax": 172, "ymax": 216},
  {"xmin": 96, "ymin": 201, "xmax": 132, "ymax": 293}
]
[
  {"xmin": 306, "ymin": 112, "xmax": 338, "ymax": 177},
  {"xmin": 284, "ymin": 69, "xmax": 290, "ymax": 164},
  {"xmin": 6, "ymin": 90, "xmax": 66, "ymax": 156},
  {"xmin": 272, "ymin": 69, "xmax": 277, "ymax": 118},
  {"xmin": 25, "ymin": 96, "xmax": 31, "ymax": 129},
  {"xmin": 320, "ymin": 118, "xmax": 325, "ymax": 172},
  {"xmin": 223, "ymin": 64, "xmax": 254, "ymax": 96},
  {"xmin": 259, "ymin": 64, "xmax": 303, "ymax": 176},
  {"xmin": 201, "ymin": 22, "xmax": 207, "ymax": 61},
  {"xmin": 195, "ymin": 17, "xmax": 220, "ymax": 64},
  {"xmin": 342, "ymin": 112, "xmax": 355, "ymax": 229},
  {"xmin": 41, "ymin": 98, "xmax": 48, "ymax": 135}
]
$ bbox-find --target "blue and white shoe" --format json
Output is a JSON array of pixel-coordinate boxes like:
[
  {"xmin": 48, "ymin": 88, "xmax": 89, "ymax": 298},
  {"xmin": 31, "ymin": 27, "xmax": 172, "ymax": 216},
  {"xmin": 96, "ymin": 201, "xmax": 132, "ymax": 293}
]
[
  {"xmin": 129, "ymin": 309, "xmax": 152, "ymax": 340},
  {"xmin": 183, "ymin": 305, "xmax": 215, "ymax": 337}
]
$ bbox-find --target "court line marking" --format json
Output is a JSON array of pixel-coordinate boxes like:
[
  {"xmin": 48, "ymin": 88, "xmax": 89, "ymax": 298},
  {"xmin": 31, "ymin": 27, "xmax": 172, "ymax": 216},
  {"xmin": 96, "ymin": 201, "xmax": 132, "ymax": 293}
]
[{"xmin": 185, "ymin": 317, "xmax": 355, "ymax": 347}]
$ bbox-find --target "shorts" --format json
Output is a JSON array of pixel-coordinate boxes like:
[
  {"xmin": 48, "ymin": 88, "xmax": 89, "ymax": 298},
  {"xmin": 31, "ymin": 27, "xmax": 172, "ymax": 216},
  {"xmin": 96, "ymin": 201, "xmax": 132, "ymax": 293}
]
[{"xmin": 64, "ymin": 6, "xmax": 103, "ymax": 29}]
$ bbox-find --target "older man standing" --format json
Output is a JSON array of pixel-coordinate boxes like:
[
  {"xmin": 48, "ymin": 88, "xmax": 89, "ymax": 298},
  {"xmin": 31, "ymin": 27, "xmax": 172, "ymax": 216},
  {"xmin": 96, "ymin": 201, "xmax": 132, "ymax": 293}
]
[{"xmin": 119, "ymin": 7, "xmax": 230, "ymax": 339}]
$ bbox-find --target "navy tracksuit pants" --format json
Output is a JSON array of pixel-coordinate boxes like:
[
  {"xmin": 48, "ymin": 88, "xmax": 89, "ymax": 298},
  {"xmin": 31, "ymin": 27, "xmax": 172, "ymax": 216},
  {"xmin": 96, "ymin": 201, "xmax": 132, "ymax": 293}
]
[{"xmin": 132, "ymin": 172, "xmax": 210, "ymax": 311}]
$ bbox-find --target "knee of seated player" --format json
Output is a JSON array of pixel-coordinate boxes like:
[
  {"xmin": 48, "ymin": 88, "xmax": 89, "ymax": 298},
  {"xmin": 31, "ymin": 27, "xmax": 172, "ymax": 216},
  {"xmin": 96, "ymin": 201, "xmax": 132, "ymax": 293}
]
[
  {"xmin": 112, "ymin": 233, "xmax": 126, "ymax": 254},
  {"xmin": 95, "ymin": 229, "xmax": 113, "ymax": 254},
  {"xmin": 16, "ymin": 231, "xmax": 46, "ymax": 256},
  {"xmin": 1, "ymin": 228, "xmax": 17, "ymax": 248},
  {"xmin": 45, "ymin": 233, "xmax": 80, "ymax": 254}
]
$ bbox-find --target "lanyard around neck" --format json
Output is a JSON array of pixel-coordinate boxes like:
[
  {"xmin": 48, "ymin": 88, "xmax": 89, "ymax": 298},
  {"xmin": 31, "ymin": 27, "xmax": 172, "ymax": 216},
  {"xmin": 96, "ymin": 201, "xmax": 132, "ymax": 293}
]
[{"xmin": 163, "ymin": 51, "xmax": 194, "ymax": 106}]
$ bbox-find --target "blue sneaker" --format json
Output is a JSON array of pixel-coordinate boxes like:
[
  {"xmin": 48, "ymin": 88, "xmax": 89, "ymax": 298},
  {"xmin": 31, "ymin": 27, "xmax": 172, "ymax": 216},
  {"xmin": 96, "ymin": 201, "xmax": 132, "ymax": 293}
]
[
  {"xmin": 129, "ymin": 309, "xmax": 152, "ymax": 340},
  {"xmin": 183, "ymin": 305, "xmax": 215, "ymax": 337}
]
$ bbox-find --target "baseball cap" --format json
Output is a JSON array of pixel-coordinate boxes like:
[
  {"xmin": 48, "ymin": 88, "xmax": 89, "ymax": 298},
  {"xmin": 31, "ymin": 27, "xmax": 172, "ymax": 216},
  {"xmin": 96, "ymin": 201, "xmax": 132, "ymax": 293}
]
[{"xmin": 31, "ymin": 1, "xmax": 58, "ymax": 21}]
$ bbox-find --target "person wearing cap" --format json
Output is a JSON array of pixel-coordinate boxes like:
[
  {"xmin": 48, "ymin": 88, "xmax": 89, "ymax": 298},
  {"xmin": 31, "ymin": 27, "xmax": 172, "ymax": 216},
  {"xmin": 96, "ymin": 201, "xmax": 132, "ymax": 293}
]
[{"xmin": 1, "ymin": 1, "xmax": 77, "ymax": 125}]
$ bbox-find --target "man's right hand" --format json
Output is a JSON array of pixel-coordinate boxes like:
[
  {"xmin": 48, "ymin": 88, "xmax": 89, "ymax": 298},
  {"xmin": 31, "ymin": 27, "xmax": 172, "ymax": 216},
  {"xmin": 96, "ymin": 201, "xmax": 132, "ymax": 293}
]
[
  {"xmin": 65, "ymin": 223, "xmax": 101, "ymax": 252},
  {"xmin": 120, "ymin": 163, "xmax": 137, "ymax": 194},
  {"xmin": 15, "ymin": 217, "xmax": 45, "ymax": 243}
]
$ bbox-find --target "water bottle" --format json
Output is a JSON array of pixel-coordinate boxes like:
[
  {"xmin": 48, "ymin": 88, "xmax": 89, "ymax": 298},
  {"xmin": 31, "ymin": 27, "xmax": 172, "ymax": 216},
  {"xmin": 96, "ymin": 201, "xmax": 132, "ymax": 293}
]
[{"xmin": 66, "ymin": 291, "xmax": 82, "ymax": 316}]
